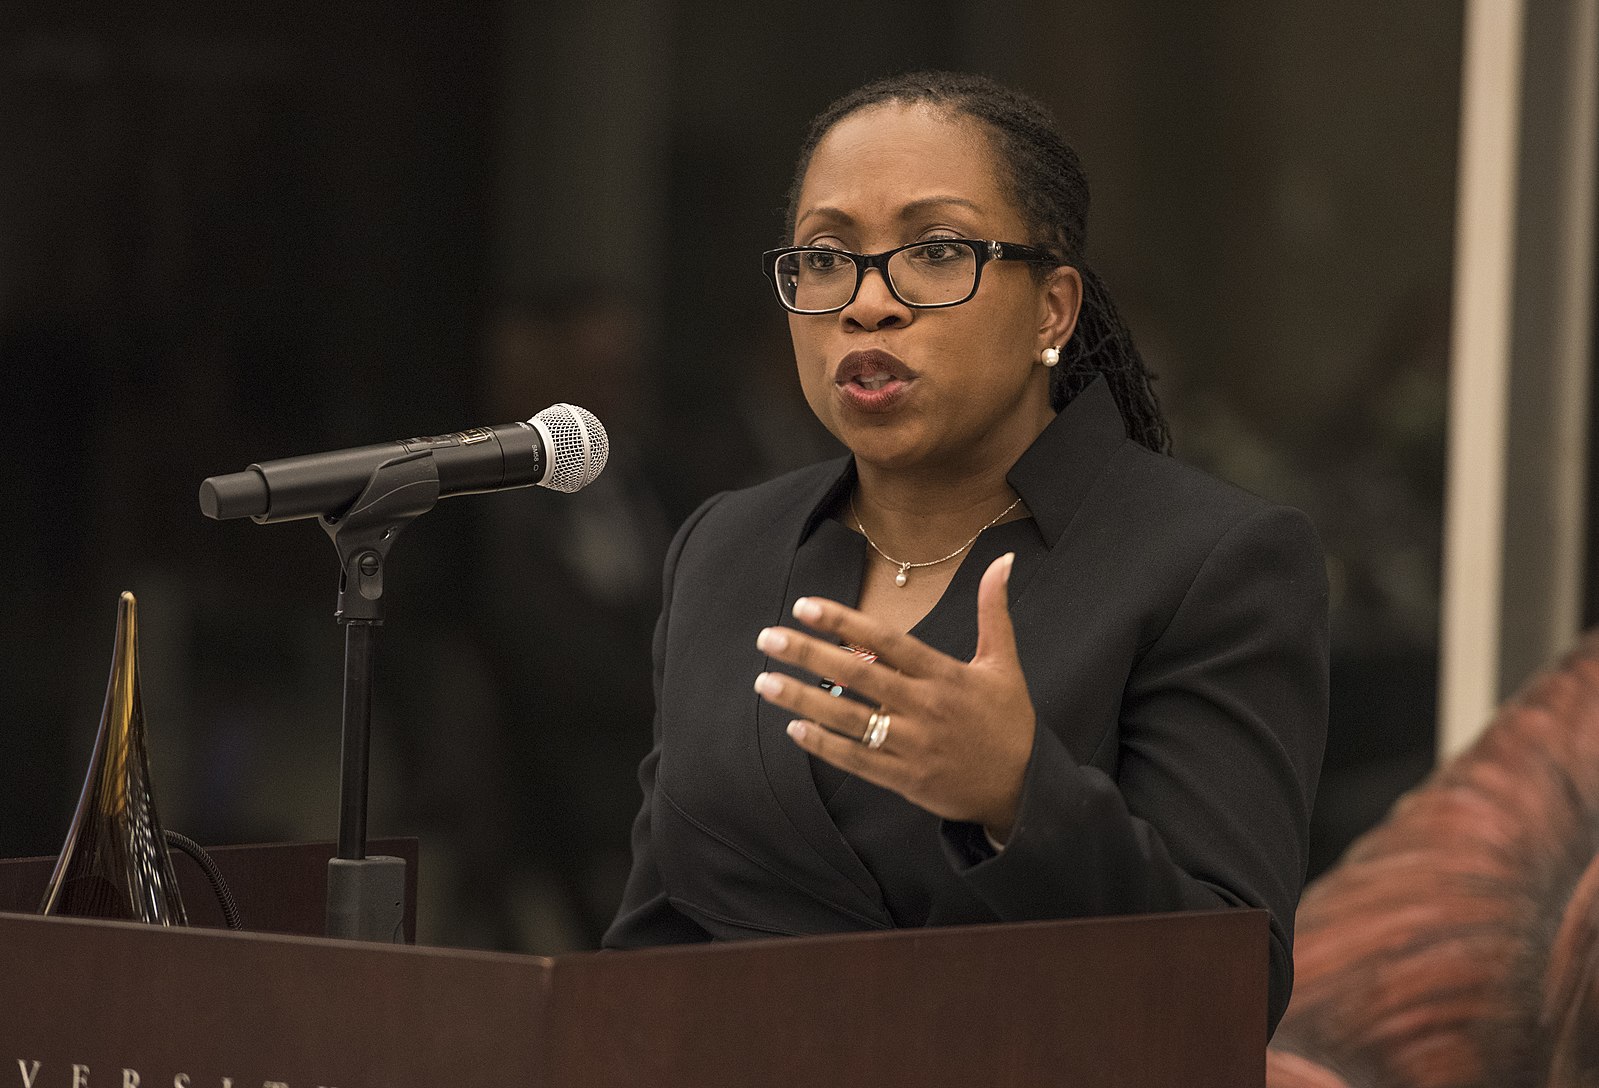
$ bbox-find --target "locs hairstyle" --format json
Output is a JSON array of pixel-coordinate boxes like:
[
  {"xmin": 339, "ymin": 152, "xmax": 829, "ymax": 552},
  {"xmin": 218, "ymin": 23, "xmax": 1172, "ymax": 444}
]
[{"xmin": 785, "ymin": 71, "xmax": 1171, "ymax": 455}]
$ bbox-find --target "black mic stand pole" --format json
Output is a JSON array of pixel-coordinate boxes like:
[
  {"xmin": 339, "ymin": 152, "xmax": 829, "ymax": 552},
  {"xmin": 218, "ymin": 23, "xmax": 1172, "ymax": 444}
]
[{"xmin": 318, "ymin": 451, "xmax": 440, "ymax": 942}]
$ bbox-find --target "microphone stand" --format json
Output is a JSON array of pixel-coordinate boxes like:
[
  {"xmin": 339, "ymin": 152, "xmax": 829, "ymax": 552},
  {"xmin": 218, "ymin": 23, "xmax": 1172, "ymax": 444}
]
[{"xmin": 318, "ymin": 451, "xmax": 440, "ymax": 942}]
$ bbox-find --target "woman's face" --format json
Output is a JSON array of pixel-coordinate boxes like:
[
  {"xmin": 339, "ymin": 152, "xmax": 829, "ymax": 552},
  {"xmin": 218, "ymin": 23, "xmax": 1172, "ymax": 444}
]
[{"xmin": 787, "ymin": 103, "xmax": 1079, "ymax": 479}]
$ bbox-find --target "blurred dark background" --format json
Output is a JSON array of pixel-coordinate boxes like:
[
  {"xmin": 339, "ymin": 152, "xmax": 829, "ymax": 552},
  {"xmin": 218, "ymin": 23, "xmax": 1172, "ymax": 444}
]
[{"xmin": 0, "ymin": 2, "xmax": 1462, "ymax": 951}]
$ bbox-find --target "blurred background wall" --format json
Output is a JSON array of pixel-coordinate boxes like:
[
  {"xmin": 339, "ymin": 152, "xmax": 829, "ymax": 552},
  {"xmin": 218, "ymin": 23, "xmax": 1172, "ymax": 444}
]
[{"xmin": 1, "ymin": 1, "xmax": 1466, "ymax": 952}]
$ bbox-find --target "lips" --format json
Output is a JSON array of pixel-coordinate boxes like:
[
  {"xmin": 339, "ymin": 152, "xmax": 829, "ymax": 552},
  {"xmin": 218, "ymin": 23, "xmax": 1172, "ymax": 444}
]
[
  {"xmin": 834, "ymin": 349, "xmax": 916, "ymax": 387},
  {"xmin": 833, "ymin": 350, "xmax": 917, "ymax": 412}
]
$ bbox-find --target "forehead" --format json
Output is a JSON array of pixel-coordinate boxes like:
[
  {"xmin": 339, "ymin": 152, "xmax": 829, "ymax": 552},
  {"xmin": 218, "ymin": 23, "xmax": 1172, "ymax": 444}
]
[{"xmin": 794, "ymin": 103, "xmax": 1022, "ymax": 237}]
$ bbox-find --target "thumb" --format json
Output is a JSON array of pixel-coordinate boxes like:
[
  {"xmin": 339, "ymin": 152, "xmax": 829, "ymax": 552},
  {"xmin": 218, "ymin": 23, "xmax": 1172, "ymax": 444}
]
[{"xmin": 973, "ymin": 552, "xmax": 1019, "ymax": 665}]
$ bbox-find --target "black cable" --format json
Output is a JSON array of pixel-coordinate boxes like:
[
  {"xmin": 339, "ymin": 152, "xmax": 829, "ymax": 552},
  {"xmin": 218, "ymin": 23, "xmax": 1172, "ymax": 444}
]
[{"xmin": 164, "ymin": 831, "xmax": 243, "ymax": 930}]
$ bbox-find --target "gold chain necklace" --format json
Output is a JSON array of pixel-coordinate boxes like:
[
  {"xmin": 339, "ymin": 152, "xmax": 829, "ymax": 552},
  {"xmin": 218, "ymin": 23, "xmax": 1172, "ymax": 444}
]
[{"xmin": 849, "ymin": 494, "xmax": 1023, "ymax": 588}]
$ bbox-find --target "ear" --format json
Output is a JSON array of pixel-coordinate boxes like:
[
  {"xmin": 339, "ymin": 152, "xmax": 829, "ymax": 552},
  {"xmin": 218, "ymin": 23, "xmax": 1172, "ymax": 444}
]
[{"xmin": 1037, "ymin": 265, "xmax": 1082, "ymax": 357}]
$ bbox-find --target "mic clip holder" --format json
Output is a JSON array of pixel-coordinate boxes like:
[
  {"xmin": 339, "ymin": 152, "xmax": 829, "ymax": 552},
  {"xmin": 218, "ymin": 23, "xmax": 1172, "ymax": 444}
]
[
  {"xmin": 320, "ymin": 450, "xmax": 441, "ymax": 624},
  {"xmin": 318, "ymin": 451, "xmax": 440, "ymax": 943}
]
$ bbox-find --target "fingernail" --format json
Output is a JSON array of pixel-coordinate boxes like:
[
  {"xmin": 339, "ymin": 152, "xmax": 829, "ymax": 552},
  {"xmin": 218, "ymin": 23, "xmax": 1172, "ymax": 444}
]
[
  {"xmin": 754, "ymin": 672, "xmax": 782, "ymax": 697},
  {"xmin": 787, "ymin": 720, "xmax": 807, "ymax": 740},
  {"xmin": 1001, "ymin": 552, "xmax": 1015, "ymax": 581},
  {"xmin": 793, "ymin": 597, "xmax": 822, "ymax": 622},
  {"xmin": 756, "ymin": 627, "xmax": 788, "ymax": 653}
]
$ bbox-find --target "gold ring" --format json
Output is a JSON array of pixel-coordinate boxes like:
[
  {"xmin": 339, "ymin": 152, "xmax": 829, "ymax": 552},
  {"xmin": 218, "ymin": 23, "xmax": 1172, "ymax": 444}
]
[{"xmin": 863, "ymin": 709, "xmax": 891, "ymax": 750}]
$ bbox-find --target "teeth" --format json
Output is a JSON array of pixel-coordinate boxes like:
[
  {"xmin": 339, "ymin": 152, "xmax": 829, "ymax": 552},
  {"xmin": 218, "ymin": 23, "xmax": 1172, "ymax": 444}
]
[{"xmin": 857, "ymin": 371, "xmax": 893, "ymax": 391}]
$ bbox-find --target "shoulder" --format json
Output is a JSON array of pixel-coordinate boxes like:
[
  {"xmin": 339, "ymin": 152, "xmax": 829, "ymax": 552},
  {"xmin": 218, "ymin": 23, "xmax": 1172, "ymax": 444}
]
[
  {"xmin": 674, "ymin": 456, "xmax": 849, "ymax": 546},
  {"xmin": 658, "ymin": 456, "xmax": 850, "ymax": 594},
  {"xmin": 1115, "ymin": 449, "xmax": 1328, "ymax": 662},
  {"xmin": 1096, "ymin": 441, "xmax": 1322, "ymax": 566},
  {"xmin": 1115, "ymin": 441, "xmax": 1285, "ymax": 525},
  {"xmin": 1017, "ymin": 381, "xmax": 1315, "ymax": 569},
  {"xmin": 1033, "ymin": 440, "xmax": 1324, "ymax": 653},
  {"xmin": 706, "ymin": 456, "xmax": 849, "ymax": 518}
]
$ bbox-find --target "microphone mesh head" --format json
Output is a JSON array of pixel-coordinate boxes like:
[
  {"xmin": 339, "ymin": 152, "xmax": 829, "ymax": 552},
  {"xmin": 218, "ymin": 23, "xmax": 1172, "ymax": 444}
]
[{"xmin": 531, "ymin": 403, "xmax": 609, "ymax": 493}]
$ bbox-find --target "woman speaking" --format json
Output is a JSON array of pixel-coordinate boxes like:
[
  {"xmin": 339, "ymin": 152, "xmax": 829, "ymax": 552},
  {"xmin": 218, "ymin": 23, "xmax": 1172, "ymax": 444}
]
[{"xmin": 603, "ymin": 71, "xmax": 1327, "ymax": 1033}]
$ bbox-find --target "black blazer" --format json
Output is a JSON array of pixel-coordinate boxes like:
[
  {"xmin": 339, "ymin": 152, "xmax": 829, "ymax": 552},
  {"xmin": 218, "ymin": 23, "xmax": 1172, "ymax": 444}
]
[{"xmin": 604, "ymin": 378, "xmax": 1329, "ymax": 1032}]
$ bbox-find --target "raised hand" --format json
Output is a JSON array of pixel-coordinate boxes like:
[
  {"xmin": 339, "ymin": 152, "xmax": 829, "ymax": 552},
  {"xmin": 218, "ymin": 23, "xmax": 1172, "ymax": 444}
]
[{"xmin": 753, "ymin": 552, "xmax": 1036, "ymax": 842}]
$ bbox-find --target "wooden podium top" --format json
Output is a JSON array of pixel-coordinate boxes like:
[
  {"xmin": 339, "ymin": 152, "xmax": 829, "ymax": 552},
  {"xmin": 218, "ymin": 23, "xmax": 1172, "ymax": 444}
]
[
  {"xmin": 0, "ymin": 903, "xmax": 1266, "ymax": 1088},
  {"xmin": 0, "ymin": 838, "xmax": 420, "ymax": 939}
]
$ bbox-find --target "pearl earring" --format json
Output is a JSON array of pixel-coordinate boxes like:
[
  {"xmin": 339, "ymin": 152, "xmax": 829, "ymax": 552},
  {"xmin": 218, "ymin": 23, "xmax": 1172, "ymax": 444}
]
[{"xmin": 1041, "ymin": 346, "xmax": 1061, "ymax": 367}]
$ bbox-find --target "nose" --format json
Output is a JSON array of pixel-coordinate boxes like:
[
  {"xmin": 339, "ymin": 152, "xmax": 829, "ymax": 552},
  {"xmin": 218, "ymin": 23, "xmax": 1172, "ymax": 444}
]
[{"xmin": 840, "ymin": 267, "xmax": 911, "ymax": 331}]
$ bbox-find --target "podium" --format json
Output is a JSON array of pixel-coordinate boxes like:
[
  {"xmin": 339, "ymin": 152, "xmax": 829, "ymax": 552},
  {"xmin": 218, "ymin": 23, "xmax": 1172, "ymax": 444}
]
[{"xmin": 0, "ymin": 843, "xmax": 1266, "ymax": 1087}]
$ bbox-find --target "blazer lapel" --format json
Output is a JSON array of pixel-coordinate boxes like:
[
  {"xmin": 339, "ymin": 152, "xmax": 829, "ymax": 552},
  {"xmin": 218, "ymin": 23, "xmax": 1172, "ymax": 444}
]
[{"xmin": 755, "ymin": 513, "xmax": 890, "ymax": 917}]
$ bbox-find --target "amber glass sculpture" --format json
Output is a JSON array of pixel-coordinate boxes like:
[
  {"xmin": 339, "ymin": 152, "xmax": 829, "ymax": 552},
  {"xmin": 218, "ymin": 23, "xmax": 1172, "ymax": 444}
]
[{"xmin": 39, "ymin": 592, "xmax": 187, "ymax": 924}]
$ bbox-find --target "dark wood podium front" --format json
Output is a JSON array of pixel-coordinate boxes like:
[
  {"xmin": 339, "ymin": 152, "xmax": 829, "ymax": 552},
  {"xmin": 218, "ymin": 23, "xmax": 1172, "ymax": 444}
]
[{"xmin": 0, "ymin": 844, "xmax": 1266, "ymax": 1087}]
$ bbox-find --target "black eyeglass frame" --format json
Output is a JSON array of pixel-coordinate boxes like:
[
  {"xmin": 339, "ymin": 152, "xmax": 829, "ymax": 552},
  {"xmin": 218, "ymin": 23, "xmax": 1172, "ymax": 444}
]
[{"xmin": 761, "ymin": 238, "xmax": 1063, "ymax": 315}]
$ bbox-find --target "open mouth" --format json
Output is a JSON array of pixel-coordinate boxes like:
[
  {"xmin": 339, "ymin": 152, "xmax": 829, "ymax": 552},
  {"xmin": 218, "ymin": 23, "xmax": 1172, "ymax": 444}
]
[{"xmin": 834, "ymin": 349, "xmax": 917, "ymax": 391}]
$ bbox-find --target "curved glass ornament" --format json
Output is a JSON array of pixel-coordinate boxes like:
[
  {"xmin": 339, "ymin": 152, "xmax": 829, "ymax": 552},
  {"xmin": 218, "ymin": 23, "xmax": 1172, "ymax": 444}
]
[{"xmin": 39, "ymin": 592, "xmax": 188, "ymax": 924}]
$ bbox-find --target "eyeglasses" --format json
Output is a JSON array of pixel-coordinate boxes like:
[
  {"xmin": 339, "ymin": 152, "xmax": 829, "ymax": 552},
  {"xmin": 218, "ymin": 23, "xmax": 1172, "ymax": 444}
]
[{"xmin": 762, "ymin": 238, "xmax": 1061, "ymax": 315}]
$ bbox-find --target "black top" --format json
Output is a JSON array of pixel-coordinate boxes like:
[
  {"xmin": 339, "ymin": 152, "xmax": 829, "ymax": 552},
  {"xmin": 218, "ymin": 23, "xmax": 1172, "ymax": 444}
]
[
  {"xmin": 803, "ymin": 513, "xmax": 1043, "ymax": 926},
  {"xmin": 604, "ymin": 377, "xmax": 1329, "ymax": 1033}
]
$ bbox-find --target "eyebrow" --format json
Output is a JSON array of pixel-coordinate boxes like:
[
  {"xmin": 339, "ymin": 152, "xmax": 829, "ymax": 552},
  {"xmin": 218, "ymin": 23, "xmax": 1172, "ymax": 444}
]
[{"xmin": 796, "ymin": 195, "xmax": 986, "ymax": 233}]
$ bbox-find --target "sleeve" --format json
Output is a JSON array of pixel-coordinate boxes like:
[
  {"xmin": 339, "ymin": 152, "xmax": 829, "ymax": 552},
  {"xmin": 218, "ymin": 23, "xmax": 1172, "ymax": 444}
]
[
  {"xmin": 601, "ymin": 493, "xmax": 727, "ymax": 949},
  {"xmin": 941, "ymin": 504, "xmax": 1329, "ymax": 1034}
]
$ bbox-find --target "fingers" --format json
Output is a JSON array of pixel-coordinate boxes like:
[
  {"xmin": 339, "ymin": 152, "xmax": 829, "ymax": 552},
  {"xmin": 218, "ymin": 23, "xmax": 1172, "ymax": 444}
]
[
  {"xmin": 755, "ymin": 625, "xmax": 915, "ymax": 707},
  {"xmin": 754, "ymin": 669, "xmax": 885, "ymax": 742},
  {"xmin": 972, "ymin": 552, "xmax": 1019, "ymax": 666},
  {"xmin": 786, "ymin": 596, "xmax": 954, "ymax": 679},
  {"xmin": 784, "ymin": 718, "xmax": 900, "ymax": 789},
  {"xmin": 759, "ymin": 556, "xmax": 1033, "ymax": 830}
]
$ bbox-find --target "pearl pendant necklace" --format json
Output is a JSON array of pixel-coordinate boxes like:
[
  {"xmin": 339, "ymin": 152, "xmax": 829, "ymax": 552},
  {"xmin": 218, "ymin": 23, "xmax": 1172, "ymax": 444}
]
[{"xmin": 849, "ymin": 494, "xmax": 1024, "ymax": 588}]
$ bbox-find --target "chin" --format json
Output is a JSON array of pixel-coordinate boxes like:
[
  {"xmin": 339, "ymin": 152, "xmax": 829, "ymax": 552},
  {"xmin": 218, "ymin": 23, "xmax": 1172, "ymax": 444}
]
[{"xmin": 842, "ymin": 427, "xmax": 943, "ymax": 473}]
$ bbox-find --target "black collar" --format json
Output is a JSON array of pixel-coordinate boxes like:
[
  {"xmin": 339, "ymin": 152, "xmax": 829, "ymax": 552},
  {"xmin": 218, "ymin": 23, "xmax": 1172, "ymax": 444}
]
[{"xmin": 795, "ymin": 376, "xmax": 1129, "ymax": 548}]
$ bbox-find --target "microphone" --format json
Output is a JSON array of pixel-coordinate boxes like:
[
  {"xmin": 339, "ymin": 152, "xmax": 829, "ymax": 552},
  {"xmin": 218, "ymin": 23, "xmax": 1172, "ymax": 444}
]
[{"xmin": 198, "ymin": 402, "xmax": 608, "ymax": 523}]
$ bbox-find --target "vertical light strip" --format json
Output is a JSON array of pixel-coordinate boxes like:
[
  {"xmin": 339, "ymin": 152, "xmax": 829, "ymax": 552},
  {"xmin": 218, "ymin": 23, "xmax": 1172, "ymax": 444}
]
[
  {"xmin": 1438, "ymin": 0, "xmax": 1526, "ymax": 760},
  {"xmin": 1547, "ymin": 0, "xmax": 1597, "ymax": 660}
]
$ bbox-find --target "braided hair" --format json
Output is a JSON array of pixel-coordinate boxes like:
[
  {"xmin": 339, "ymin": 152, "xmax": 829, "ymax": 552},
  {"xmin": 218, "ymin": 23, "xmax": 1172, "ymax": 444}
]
[{"xmin": 784, "ymin": 71, "xmax": 1171, "ymax": 455}]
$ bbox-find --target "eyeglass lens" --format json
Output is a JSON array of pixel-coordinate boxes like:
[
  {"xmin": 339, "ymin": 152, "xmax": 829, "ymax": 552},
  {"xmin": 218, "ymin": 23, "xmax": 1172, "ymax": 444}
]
[{"xmin": 775, "ymin": 241, "xmax": 978, "ymax": 312}]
